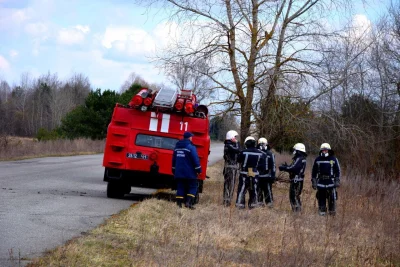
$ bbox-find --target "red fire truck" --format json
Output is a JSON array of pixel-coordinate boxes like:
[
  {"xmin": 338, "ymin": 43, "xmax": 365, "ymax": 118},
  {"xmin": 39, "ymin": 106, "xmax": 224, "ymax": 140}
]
[{"xmin": 103, "ymin": 88, "xmax": 210, "ymax": 200}]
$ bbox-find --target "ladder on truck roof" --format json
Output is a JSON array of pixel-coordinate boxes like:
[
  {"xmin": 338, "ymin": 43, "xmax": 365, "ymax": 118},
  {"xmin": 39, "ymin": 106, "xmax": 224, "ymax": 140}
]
[{"xmin": 153, "ymin": 88, "xmax": 178, "ymax": 109}]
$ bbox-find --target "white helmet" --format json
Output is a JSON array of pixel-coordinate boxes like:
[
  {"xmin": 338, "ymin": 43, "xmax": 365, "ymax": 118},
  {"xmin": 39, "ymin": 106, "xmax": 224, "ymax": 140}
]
[
  {"xmin": 258, "ymin": 137, "xmax": 268, "ymax": 145},
  {"xmin": 226, "ymin": 130, "xmax": 239, "ymax": 140},
  {"xmin": 293, "ymin": 143, "xmax": 306, "ymax": 153},
  {"xmin": 320, "ymin": 143, "xmax": 331, "ymax": 150},
  {"xmin": 244, "ymin": 136, "xmax": 255, "ymax": 143}
]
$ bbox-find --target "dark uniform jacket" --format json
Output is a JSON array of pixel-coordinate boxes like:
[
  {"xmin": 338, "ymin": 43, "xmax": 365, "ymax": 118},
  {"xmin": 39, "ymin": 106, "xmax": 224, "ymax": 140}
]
[
  {"xmin": 257, "ymin": 147, "xmax": 276, "ymax": 179},
  {"xmin": 312, "ymin": 154, "xmax": 340, "ymax": 188},
  {"xmin": 281, "ymin": 152, "xmax": 307, "ymax": 181},
  {"xmin": 237, "ymin": 147, "xmax": 264, "ymax": 175},
  {"xmin": 172, "ymin": 139, "xmax": 202, "ymax": 179},
  {"xmin": 223, "ymin": 140, "xmax": 240, "ymax": 165}
]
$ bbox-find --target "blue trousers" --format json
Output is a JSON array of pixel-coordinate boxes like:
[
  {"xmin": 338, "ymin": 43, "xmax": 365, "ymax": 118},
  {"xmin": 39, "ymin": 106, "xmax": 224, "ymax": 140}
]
[{"xmin": 176, "ymin": 178, "xmax": 198, "ymax": 199}]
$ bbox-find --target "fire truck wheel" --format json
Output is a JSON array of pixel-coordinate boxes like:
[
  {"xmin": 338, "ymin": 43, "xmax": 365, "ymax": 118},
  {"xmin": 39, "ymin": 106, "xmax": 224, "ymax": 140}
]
[
  {"xmin": 107, "ymin": 182, "xmax": 125, "ymax": 199},
  {"xmin": 124, "ymin": 184, "xmax": 131, "ymax": 194}
]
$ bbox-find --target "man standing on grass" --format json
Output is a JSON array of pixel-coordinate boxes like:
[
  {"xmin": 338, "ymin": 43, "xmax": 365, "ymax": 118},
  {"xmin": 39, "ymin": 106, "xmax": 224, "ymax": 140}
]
[
  {"xmin": 172, "ymin": 131, "xmax": 202, "ymax": 209},
  {"xmin": 223, "ymin": 130, "xmax": 241, "ymax": 206},
  {"xmin": 279, "ymin": 143, "xmax": 307, "ymax": 212},
  {"xmin": 311, "ymin": 143, "xmax": 341, "ymax": 216},
  {"xmin": 236, "ymin": 136, "xmax": 264, "ymax": 209},
  {"xmin": 257, "ymin": 137, "xmax": 276, "ymax": 208}
]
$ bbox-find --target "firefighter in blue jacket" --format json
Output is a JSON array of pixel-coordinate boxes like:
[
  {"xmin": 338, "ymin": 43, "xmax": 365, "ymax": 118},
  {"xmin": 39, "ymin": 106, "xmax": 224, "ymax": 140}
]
[
  {"xmin": 279, "ymin": 143, "xmax": 307, "ymax": 212},
  {"xmin": 311, "ymin": 143, "xmax": 341, "ymax": 216},
  {"xmin": 257, "ymin": 137, "xmax": 276, "ymax": 207},
  {"xmin": 235, "ymin": 136, "xmax": 264, "ymax": 209},
  {"xmin": 172, "ymin": 131, "xmax": 202, "ymax": 209}
]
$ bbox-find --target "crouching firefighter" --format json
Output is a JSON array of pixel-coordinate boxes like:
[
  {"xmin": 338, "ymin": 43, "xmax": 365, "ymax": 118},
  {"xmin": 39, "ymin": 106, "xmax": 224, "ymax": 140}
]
[
  {"xmin": 235, "ymin": 136, "xmax": 263, "ymax": 209},
  {"xmin": 223, "ymin": 130, "xmax": 241, "ymax": 206},
  {"xmin": 172, "ymin": 132, "xmax": 202, "ymax": 209},
  {"xmin": 257, "ymin": 138, "xmax": 276, "ymax": 207},
  {"xmin": 311, "ymin": 143, "xmax": 341, "ymax": 216},
  {"xmin": 279, "ymin": 143, "xmax": 307, "ymax": 212}
]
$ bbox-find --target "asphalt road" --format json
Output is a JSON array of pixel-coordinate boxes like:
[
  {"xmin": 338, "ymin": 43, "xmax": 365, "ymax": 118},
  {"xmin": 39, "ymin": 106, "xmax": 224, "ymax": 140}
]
[{"xmin": 0, "ymin": 142, "xmax": 224, "ymax": 266}]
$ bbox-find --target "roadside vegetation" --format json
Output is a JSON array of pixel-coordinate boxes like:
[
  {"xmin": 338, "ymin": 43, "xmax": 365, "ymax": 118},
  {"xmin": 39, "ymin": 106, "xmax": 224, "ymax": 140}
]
[
  {"xmin": 28, "ymin": 155, "xmax": 400, "ymax": 267},
  {"xmin": 0, "ymin": 136, "xmax": 104, "ymax": 161}
]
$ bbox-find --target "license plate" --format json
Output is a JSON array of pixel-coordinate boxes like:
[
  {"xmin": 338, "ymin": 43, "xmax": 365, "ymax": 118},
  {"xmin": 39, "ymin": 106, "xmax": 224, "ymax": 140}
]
[{"xmin": 126, "ymin": 152, "xmax": 148, "ymax": 159}]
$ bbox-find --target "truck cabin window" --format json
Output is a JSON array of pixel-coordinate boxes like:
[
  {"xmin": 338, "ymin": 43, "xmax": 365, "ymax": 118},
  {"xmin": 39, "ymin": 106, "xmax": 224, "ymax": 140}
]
[{"xmin": 135, "ymin": 134, "xmax": 179, "ymax": 150}]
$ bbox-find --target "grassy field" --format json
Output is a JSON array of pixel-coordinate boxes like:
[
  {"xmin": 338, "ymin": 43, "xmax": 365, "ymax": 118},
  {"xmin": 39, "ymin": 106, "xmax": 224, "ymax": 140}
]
[
  {"xmin": 0, "ymin": 136, "xmax": 104, "ymax": 160},
  {"xmin": 27, "ymin": 154, "xmax": 399, "ymax": 267}
]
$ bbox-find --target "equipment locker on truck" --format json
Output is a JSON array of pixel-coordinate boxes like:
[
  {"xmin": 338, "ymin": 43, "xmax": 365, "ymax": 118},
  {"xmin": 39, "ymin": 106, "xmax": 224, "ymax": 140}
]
[{"xmin": 103, "ymin": 88, "xmax": 210, "ymax": 201}]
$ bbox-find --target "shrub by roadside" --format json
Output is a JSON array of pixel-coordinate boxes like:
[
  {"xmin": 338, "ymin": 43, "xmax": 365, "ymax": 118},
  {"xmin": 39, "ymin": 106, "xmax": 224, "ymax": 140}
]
[{"xmin": 27, "ymin": 158, "xmax": 399, "ymax": 267}]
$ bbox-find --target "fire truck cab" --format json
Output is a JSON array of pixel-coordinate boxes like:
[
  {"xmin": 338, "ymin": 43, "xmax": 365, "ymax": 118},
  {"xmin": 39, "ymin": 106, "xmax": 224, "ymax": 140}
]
[{"xmin": 102, "ymin": 88, "xmax": 210, "ymax": 200}]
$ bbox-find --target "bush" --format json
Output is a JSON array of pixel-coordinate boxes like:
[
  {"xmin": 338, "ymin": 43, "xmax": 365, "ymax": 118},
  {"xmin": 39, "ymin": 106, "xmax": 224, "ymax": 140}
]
[{"xmin": 36, "ymin": 128, "xmax": 60, "ymax": 141}]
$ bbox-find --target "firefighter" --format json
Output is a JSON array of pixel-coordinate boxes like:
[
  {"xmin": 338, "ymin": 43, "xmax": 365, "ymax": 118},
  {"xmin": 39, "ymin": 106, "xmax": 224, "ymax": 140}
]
[
  {"xmin": 279, "ymin": 143, "xmax": 307, "ymax": 212},
  {"xmin": 172, "ymin": 131, "xmax": 202, "ymax": 209},
  {"xmin": 311, "ymin": 143, "xmax": 341, "ymax": 216},
  {"xmin": 257, "ymin": 137, "xmax": 276, "ymax": 207},
  {"xmin": 223, "ymin": 130, "xmax": 241, "ymax": 206},
  {"xmin": 235, "ymin": 136, "xmax": 264, "ymax": 209}
]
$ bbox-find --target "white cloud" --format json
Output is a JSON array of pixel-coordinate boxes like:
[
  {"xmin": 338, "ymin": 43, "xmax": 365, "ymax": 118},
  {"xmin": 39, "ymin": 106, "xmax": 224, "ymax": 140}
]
[
  {"xmin": 101, "ymin": 26, "xmax": 155, "ymax": 58},
  {"xmin": 49, "ymin": 49, "xmax": 167, "ymax": 89},
  {"xmin": 75, "ymin": 25, "xmax": 90, "ymax": 34},
  {"xmin": 25, "ymin": 22, "xmax": 49, "ymax": 36},
  {"xmin": 9, "ymin": 50, "xmax": 18, "ymax": 58},
  {"xmin": 11, "ymin": 9, "xmax": 31, "ymax": 24},
  {"xmin": 57, "ymin": 25, "xmax": 90, "ymax": 45},
  {"xmin": 350, "ymin": 14, "xmax": 372, "ymax": 39},
  {"xmin": 0, "ymin": 55, "xmax": 10, "ymax": 70},
  {"xmin": 152, "ymin": 21, "xmax": 180, "ymax": 49},
  {"xmin": 0, "ymin": 7, "xmax": 33, "ymax": 31}
]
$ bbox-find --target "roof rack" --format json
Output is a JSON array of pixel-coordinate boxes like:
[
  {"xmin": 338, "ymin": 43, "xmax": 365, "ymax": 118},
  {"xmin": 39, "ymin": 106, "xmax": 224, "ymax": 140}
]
[{"xmin": 153, "ymin": 88, "xmax": 178, "ymax": 109}]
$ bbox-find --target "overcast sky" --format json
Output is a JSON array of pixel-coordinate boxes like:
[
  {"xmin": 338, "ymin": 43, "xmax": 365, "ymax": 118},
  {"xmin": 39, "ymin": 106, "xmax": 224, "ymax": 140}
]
[{"xmin": 0, "ymin": 0, "xmax": 388, "ymax": 91}]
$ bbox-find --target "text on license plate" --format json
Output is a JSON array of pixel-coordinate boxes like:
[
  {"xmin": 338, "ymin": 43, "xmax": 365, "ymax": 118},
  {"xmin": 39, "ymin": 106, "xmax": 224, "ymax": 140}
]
[{"xmin": 126, "ymin": 153, "xmax": 148, "ymax": 159}]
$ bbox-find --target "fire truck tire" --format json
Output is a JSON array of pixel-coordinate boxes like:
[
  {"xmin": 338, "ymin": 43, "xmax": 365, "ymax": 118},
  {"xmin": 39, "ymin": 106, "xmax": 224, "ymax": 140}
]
[
  {"xmin": 124, "ymin": 184, "xmax": 131, "ymax": 194},
  {"xmin": 107, "ymin": 182, "xmax": 125, "ymax": 198}
]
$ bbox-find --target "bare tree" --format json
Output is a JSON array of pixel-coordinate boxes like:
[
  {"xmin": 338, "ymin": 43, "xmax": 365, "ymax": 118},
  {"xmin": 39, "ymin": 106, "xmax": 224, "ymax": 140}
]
[
  {"xmin": 0, "ymin": 80, "xmax": 10, "ymax": 103},
  {"xmin": 0, "ymin": 80, "xmax": 11, "ymax": 136},
  {"xmin": 142, "ymin": 0, "xmax": 355, "ymax": 142},
  {"xmin": 56, "ymin": 73, "xmax": 91, "ymax": 127},
  {"xmin": 163, "ymin": 58, "xmax": 214, "ymax": 103},
  {"xmin": 67, "ymin": 73, "xmax": 91, "ymax": 106},
  {"xmin": 120, "ymin": 72, "xmax": 149, "ymax": 92}
]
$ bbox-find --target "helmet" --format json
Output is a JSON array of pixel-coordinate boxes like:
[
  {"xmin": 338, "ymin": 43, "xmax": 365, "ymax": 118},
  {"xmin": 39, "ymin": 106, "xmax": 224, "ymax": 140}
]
[
  {"xmin": 244, "ymin": 136, "xmax": 255, "ymax": 143},
  {"xmin": 293, "ymin": 143, "xmax": 306, "ymax": 153},
  {"xmin": 258, "ymin": 137, "xmax": 268, "ymax": 145},
  {"xmin": 320, "ymin": 143, "xmax": 331, "ymax": 150},
  {"xmin": 244, "ymin": 136, "xmax": 256, "ymax": 148},
  {"xmin": 226, "ymin": 130, "xmax": 239, "ymax": 140}
]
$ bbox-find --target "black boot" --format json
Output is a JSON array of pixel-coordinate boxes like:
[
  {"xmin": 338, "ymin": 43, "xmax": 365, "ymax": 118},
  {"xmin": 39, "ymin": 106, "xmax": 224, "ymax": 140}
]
[
  {"xmin": 185, "ymin": 197, "xmax": 195, "ymax": 210},
  {"xmin": 223, "ymin": 200, "xmax": 231, "ymax": 207},
  {"xmin": 319, "ymin": 206, "xmax": 327, "ymax": 216},
  {"xmin": 176, "ymin": 199, "xmax": 183, "ymax": 208}
]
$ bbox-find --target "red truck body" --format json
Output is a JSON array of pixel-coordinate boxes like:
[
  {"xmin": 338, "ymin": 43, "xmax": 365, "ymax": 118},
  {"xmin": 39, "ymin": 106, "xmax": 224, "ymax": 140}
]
[{"xmin": 102, "ymin": 88, "xmax": 210, "ymax": 198}]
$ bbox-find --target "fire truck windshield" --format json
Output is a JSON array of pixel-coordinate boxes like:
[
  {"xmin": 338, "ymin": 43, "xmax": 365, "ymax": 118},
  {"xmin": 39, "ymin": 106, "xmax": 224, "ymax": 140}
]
[{"xmin": 135, "ymin": 134, "xmax": 179, "ymax": 150}]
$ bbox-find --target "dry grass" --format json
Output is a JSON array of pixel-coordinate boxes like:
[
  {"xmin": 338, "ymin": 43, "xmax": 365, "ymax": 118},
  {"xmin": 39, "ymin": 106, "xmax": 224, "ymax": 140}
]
[
  {"xmin": 0, "ymin": 136, "xmax": 104, "ymax": 160},
  {"xmin": 28, "ymin": 156, "xmax": 400, "ymax": 267}
]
